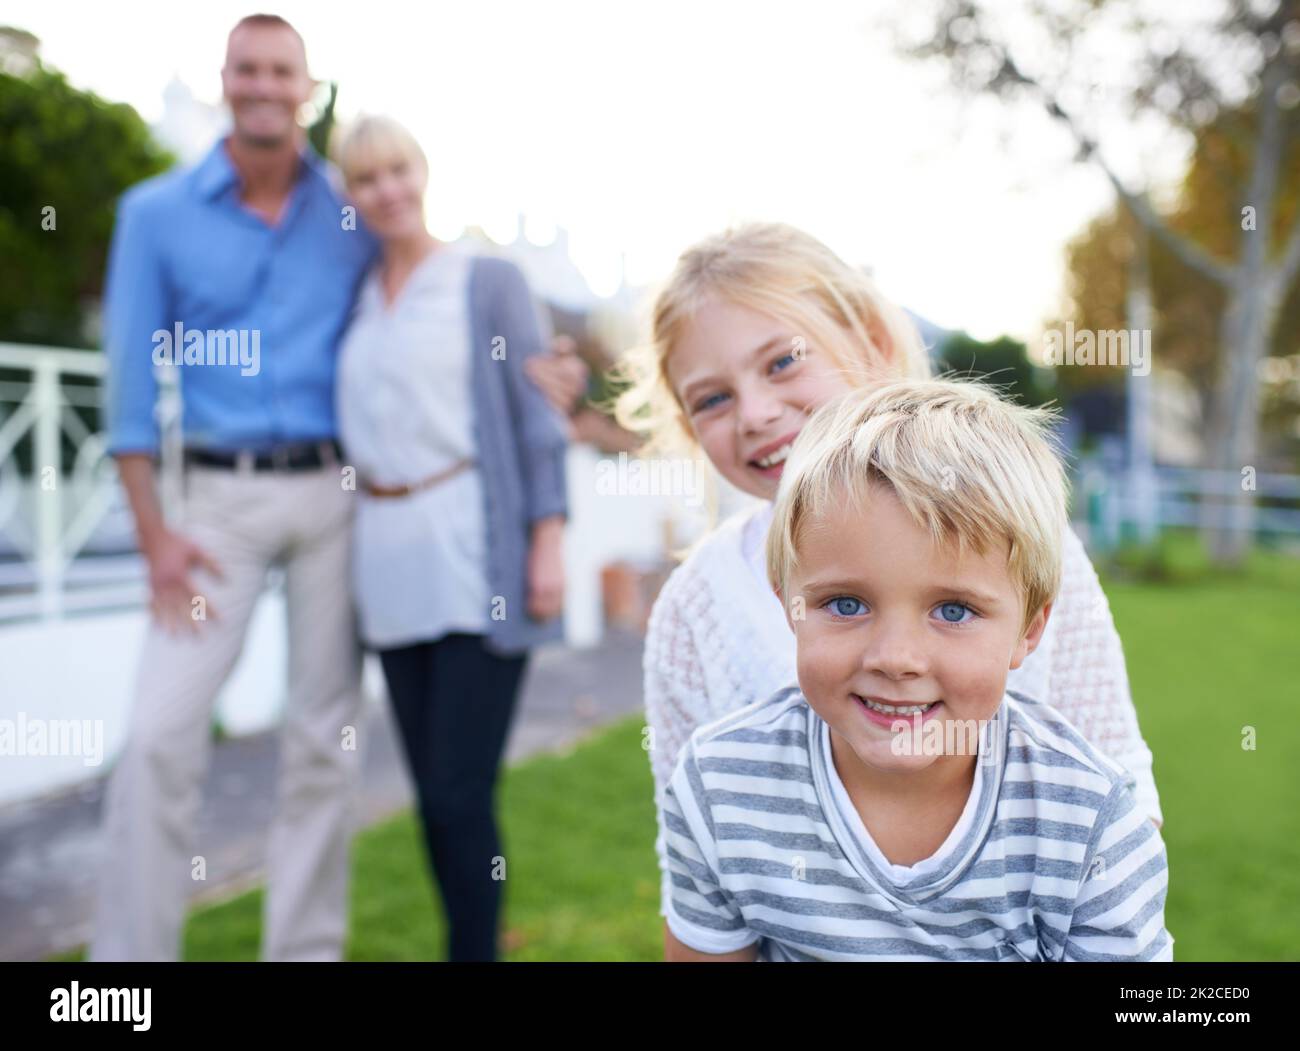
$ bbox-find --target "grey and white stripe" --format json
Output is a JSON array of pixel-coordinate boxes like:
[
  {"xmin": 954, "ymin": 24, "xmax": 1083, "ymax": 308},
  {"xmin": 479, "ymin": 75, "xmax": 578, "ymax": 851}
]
[{"xmin": 662, "ymin": 687, "xmax": 1172, "ymax": 962}]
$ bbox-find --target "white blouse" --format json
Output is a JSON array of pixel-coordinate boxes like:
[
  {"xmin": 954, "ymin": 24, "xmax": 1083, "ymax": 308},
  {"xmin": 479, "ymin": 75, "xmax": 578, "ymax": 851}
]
[{"xmin": 336, "ymin": 242, "xmax": 492, "ymax": 648}]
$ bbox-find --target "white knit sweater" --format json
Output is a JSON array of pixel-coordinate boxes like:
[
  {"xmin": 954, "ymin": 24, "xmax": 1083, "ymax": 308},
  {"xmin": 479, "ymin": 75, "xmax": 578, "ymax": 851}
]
[{"xmin": 643, "ymin": 501, "xmax": 1163, "ymax": 916}]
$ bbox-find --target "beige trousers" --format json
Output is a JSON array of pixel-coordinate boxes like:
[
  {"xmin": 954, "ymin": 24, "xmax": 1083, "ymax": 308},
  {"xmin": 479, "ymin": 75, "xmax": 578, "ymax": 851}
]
[{"xmin": 90, "ymin": 464, "xmax": 362, "ymax": 961}]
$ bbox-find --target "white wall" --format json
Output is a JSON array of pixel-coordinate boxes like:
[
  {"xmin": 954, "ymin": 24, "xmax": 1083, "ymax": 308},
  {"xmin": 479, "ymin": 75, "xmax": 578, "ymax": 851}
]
[{"xmin": 0, "ymin": 591, "xmax": 297, "ymax": 807}]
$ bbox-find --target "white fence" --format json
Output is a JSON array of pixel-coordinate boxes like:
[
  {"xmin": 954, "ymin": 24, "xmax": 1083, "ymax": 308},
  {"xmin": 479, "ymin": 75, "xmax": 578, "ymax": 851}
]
[
  {"xmin": 0, "ymin": 342, "xmax": 189, "ymax": 622},
  {"xmin": 1076, "ymin": 452, "xmax": 1300, "ymax": 549},
  {"xmin": 0, "ymin": 341, "xmax": 702, "ymax": 632},
  {"xmin": 0, "ymin": 339, "xmax": 704, "ymax": 805}
]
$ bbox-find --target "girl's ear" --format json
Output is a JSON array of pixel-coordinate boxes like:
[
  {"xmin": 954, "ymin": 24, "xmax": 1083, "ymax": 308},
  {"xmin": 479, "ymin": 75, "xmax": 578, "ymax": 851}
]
[
  {"xmin": 1009, "ymin": 602, "xmax": 1052, "ymax": 670},
  {"xmin": 867, "ymin": 316, "xmax": 896, "ymax": 368}
]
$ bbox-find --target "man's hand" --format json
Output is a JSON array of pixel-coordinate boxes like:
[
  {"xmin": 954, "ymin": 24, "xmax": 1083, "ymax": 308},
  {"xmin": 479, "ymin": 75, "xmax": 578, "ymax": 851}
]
[
  {"xmin": 144, "ymin": 527, "xmax": 223, "ymax": 635},
  {"xmin": 525, "ymin": 514, "xmax": 565, "ymax": 622},
  {"xmin": 524, "ymin": 335, "xmax": 590, "ymax": 419},
  {"xmin": 116, "ymin": 453, "xmax": 224, "ymax": 635}
]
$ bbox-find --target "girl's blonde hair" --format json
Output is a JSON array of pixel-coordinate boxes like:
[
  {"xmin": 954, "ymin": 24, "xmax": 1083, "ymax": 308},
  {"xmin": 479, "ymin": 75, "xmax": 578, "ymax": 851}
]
[
  {"xmin": 329, "ymin": 113, "xmax": 428, "ymax": 188},
  {"xmin": 613, "ymin": 222, "xmax": 931, "ymax": 460}
]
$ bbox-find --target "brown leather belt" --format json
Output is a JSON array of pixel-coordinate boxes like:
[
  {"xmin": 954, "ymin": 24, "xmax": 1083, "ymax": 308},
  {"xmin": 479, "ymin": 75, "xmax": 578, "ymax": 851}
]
[{"xmin": 362, "ymin": 458, "xmax": 476, "ymax": 498}]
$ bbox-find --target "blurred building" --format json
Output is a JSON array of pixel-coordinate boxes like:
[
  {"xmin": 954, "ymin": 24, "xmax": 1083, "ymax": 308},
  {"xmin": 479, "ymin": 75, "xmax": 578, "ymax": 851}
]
[{"xmin": 152, "ymin": 76, "xmax": 228, "ymax": 164}]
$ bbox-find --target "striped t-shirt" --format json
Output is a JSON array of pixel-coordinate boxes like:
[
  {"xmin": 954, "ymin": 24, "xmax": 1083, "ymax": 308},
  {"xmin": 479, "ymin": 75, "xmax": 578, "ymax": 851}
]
[{"xmin": 662, "ymin": 686, "xmax": 1172, "ymax": 962}]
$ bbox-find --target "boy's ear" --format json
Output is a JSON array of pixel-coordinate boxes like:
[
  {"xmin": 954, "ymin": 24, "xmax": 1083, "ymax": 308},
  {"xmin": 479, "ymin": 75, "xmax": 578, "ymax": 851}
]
[
  {"xmin": 774, "ymin": 584, "xmax": 794, "ymax": 632},
  {"xmin": 1009, "ymin": 602, "xmax": 1052, "ymax": 670}
]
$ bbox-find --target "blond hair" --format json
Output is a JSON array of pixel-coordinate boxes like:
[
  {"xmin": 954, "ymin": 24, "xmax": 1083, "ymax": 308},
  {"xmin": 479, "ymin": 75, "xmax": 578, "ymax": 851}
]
[
  {"xmin": 766, "ymin": 378, "xmax": 1068, "ymax": 631},
  {"xmin": 612, "ymin": 222, "xmax": 931, "ymax": 461},
  {"xmin": 330, "ymin": 114, "xmax": 428, "ymax": 188}
]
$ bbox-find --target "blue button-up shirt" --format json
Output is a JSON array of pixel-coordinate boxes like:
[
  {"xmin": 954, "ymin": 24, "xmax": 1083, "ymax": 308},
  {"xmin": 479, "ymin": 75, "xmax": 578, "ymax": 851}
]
[{"xmin": 102, "ymin": 137, "xmax": 378, "ymax": 455}]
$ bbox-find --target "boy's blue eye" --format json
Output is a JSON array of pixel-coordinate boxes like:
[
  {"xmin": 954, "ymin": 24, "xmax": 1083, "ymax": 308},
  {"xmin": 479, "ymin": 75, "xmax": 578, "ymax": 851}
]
[
  {"xmin": 771, "ymin": 352, "xmax": 796, "ymax": 373},
  {"xmin": 828, "ymin": 596, "xmax": 865, "ymax": 617},
  {"xmin": 694, "ymin": 391, "xmax": 728, "ymax": 413},
  {"xmin": 934, "ymin": 602, "xmax": 975, "ymax": 624}
]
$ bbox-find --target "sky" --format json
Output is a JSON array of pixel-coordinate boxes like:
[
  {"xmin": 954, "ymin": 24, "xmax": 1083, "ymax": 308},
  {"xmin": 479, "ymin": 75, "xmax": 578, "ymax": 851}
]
[{"xmin": 9, "ymin": 0, "xmax": 1197, "ymax": 343}]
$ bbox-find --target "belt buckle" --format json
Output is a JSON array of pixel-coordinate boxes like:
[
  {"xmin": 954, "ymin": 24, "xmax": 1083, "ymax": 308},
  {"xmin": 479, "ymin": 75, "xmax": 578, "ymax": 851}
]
[{"xmin": 236, "ymin": 450, "xmax": 255, "ymax": 475}]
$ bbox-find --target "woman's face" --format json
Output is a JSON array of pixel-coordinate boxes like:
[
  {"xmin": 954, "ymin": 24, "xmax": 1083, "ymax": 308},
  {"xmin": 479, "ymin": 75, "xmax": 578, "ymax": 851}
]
[
  {"xmin": 667, "ymin": 296, "xmax": 888, "ymax": 501},
  {"xmin": 346, "ymin": 150, "xmax": 427, "ymax": 242}
]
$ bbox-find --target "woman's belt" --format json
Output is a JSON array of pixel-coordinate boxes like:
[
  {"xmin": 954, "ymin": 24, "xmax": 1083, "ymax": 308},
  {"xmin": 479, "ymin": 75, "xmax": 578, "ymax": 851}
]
[{"xmin": 361, "ymin": 458, "xmax": 476, "ymax": 498}]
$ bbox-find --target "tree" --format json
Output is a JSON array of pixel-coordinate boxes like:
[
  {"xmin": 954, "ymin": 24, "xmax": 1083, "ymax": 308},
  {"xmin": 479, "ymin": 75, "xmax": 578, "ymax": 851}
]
[
  {"xmin": 1057, "ymin": 108, "xmax": 1300, "ymax": 469},
  {"xmin": 0, "ymin": 28, "xmax": 173, "ymax": 348},
  {"xmin": 905, "ymin": 0, "xmax": 1300, "ymax": 564}
]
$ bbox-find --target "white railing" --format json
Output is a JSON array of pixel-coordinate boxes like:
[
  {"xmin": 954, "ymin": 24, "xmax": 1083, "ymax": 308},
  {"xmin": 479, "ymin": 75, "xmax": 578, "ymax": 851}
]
[
  {"xmin": 0, "ymin": 342, "xmax": 181, "ymax": 622},
  {"xmin": 1076, "ymin": 453, "xmax": 1300, "ymax": 550},
  {"xmin": 0, "ymin": 341, "xmax": 690, "ymax": 644}
]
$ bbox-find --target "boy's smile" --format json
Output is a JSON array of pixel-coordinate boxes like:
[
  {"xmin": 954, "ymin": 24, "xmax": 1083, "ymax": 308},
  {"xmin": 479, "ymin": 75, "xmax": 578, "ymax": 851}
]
[{"xmin": 782, "ymin": 482, "xmax": 1049, "ymax": 786}]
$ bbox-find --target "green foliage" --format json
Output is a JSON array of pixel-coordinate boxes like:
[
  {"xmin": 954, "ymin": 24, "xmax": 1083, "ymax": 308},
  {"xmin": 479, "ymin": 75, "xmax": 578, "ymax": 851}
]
[
  {"xmin": 1104, "ymin": 528, "xmax": 1214, "ymax": 584},
  {"xmin": 934, "ymin": 332, "xmax": 1057, "ymax": 408},
  {"xmin": 306, "ymin": 80, "xmax": 337, "ymax": 160},
  {"xmin": 586, "ymin": 359, "xmax": 631, "ymax": 419},
  {"xmin": 0, "ymin": 54, "xmax": 173, "ymax": 347}
]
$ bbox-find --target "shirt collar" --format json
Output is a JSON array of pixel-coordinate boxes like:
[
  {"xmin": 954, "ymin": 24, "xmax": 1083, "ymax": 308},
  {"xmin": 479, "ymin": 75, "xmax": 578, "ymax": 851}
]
[
  {"xmin": 192, "ymin": 135, "xmax": 327, "ymax": 201},
  {"xmin": 808, "ymin": 695, "xmax": 1006, "ymax": 904}
]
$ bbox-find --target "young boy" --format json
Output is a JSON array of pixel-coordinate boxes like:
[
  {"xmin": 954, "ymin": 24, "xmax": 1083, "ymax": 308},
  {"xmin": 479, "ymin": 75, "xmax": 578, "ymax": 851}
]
[{"xmin": 660, "ymin": 378, "xmax": 1172, "ymax": 962}]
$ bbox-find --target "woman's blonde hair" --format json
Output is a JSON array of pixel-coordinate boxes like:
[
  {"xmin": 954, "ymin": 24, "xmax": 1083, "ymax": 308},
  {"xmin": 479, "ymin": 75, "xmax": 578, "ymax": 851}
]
[
  {"xmin": 766, "ymin": 378, "xmax": 1068, "ymax": 632},
  {"xmin": 612, "ymin": 222, "xmax": 931, "ymax": 460},
  {"xmin": 330, "ymin": 113, "xmax": 428, "ymax": 188}
]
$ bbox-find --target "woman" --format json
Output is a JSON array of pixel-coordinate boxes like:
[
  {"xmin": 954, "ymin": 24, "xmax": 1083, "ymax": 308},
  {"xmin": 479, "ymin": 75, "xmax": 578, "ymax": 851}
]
[
  {"xmin": 613, "ymin": 222, "xmax": 1163, "ymax": 952},
  {"xmin": 332, "ymin": 115, "xmax": 568, "ymax": 961}
]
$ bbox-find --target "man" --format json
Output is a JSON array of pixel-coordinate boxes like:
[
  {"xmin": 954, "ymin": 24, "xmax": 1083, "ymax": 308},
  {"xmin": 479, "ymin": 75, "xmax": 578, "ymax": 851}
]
[{"xmin": 91, "ymin": 14, "xmax": 377, "ymax": 962}]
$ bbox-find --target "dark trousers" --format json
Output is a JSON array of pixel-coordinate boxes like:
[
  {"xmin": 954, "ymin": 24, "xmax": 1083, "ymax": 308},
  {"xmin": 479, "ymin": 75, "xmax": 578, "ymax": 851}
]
[{"xmin": 378, "ymin": 633, "xmax": 528, "ymax": 961}]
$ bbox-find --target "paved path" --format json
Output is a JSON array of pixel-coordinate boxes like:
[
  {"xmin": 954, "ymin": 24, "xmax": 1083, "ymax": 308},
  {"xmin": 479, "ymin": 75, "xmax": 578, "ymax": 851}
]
[{"xmin": 0, "ymin": 629, "xmax": 646, "ymax": 961}]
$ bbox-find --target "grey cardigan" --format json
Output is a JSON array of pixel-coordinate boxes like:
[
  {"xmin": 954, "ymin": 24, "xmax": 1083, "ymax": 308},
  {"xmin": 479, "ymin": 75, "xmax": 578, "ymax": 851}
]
[{"xmin": 466, "ymin": 255, "xmax": 570, "ymax": 656}]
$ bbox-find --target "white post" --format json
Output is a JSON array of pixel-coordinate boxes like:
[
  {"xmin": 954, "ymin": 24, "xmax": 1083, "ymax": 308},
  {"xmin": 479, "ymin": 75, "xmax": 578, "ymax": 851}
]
[
  {"xmin": 33, "ymin": 361, "xmax": 63, "ymax": 619},
  {"xmin": 563, "ymin": 443, "xmax": 603, "ymax": 648},
  {"xmin": 1126, "ymin": 233, "xmax": 1159, "ymax": 543}
]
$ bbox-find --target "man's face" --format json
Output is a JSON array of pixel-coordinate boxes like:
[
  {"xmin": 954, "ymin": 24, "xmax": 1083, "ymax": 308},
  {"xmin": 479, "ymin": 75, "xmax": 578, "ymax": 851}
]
[
  {"xmin": 221, "ymin": 25, "xmax": 314, "ymax": 148},
  {"xmin": 782, "ymin": 484, "xmax": 1049, "ymax": 777}
]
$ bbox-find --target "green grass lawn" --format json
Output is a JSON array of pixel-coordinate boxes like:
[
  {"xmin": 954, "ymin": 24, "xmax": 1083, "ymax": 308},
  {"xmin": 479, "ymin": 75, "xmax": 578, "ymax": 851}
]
[
  {"xmin": 1099, "ymin": 537, "xmax": 1300, "ymax": 961},
  {"xmin": 54, "ymin": 536, "xmax": 1299, "ymax": 962},
  {"xmin": 185, "ymin": 718, "xmax": 663, "ymax": 962}
]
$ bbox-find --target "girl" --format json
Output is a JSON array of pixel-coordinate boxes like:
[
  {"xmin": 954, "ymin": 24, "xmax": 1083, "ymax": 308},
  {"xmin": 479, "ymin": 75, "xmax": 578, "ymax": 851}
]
[{"xmin": 615, "ymin": 222, "xmax": 1163, "ymax": 940}]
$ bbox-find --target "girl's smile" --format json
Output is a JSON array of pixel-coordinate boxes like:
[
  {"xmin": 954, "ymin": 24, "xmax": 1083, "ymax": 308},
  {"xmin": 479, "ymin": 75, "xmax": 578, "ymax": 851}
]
[
  {"xmin": 666, "ymin": 296, "xmax": 854, "ymax": 500},
  {"xmin": 745, "ymin": 430, "xmax": 803, "ymax": 483}
]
